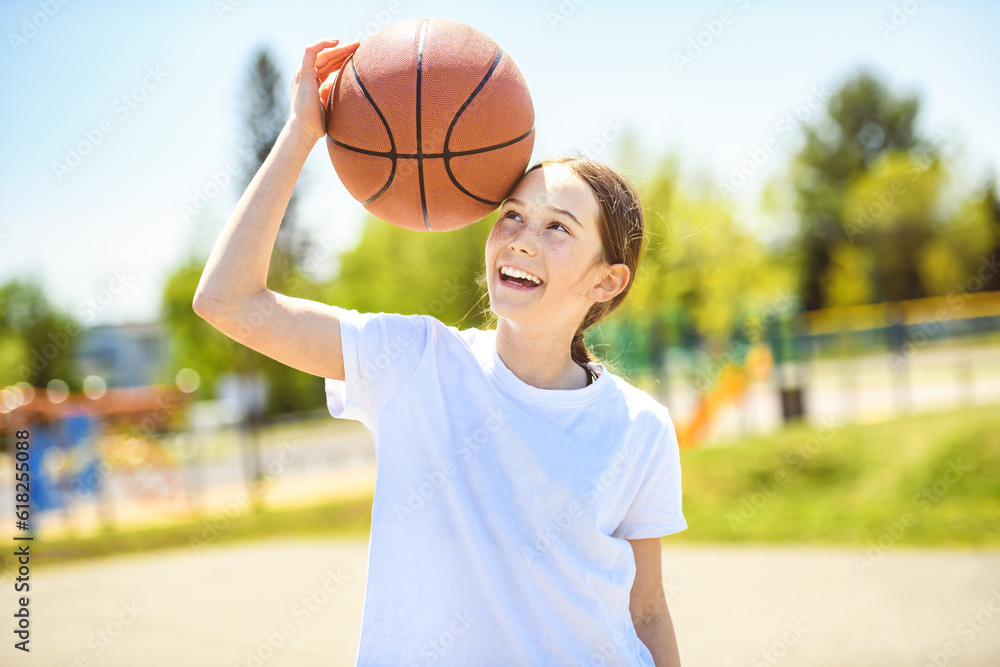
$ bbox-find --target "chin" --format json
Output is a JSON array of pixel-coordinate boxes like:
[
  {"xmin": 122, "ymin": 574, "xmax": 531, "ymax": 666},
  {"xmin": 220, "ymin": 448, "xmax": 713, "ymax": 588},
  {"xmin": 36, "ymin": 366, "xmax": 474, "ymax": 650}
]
[{"xmin": 488, "ymin": 287, "xmax": 527, "ymax": 319}]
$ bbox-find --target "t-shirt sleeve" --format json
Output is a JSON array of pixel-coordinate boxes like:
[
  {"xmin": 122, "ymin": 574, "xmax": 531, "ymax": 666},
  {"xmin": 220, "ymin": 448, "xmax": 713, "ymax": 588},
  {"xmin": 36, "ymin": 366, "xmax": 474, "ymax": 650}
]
[
  {"xmin": 324, "ymin": 307, "xmax": 430, "ymax": 431},
  {"xmin": 612, "ymin": 416, "xmax": 688, "ymax": 540}
]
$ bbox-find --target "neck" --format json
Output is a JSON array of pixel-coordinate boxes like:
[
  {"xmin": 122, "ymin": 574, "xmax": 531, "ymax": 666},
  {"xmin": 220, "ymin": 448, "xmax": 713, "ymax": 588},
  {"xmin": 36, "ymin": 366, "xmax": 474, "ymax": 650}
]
[{"xmin": 494, "ymin": 319, "xmax": 592, "ymax": 390}]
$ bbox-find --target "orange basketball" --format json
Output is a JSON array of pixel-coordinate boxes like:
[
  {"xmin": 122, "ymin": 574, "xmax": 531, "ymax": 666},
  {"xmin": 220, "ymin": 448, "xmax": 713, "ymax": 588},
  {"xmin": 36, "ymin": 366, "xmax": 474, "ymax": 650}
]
[{"xmin": 325, "ymin": 18, "xmax": 535, "ymax": 232}]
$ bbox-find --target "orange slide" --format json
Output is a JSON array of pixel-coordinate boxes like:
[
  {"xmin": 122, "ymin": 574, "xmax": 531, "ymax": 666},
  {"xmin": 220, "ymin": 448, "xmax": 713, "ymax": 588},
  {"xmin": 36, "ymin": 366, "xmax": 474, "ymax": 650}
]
[{"xmin": 676, "ymin": 344, "xmax": 772, "ymax": 448}]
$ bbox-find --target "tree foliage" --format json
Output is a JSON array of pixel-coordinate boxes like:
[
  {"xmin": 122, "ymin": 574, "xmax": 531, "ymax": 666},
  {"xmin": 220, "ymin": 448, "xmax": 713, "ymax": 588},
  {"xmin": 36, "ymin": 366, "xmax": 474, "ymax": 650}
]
[
  {"xmin": 628, "ymin": 153, "xmax": 796, "ymax": 351},
  {"xmin": 324, "ymin": 212, "xmax": 493, "ymax": 328},
  {"xmin": 0, "ymin": 279, "xmax": 79, "ymax": 389},
  {"xmin": 788, "ymin": 68, "xmax": 998, "ymax": 309}
]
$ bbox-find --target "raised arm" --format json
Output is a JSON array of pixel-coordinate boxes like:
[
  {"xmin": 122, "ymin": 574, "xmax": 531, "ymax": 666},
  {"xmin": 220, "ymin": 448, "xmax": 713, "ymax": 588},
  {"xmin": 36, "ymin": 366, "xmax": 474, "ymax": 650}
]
[{"xmin": 193, "ymin": 38, "xmax": 360, "ymax": 380}]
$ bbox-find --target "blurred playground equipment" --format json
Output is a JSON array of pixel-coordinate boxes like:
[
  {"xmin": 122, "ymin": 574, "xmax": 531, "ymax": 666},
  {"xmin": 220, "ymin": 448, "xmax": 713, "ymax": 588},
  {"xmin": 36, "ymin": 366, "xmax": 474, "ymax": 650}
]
[
  {"xmin": 0, "ymin": 373, "xmax": 376, "ymax": 539},
  {"xmin": 674, "ymin": 344, "xmax": 773, "ymax": 449},
  {"xmin": 0, "ymin": 385, "xmax": 194, "ymax": 529}
]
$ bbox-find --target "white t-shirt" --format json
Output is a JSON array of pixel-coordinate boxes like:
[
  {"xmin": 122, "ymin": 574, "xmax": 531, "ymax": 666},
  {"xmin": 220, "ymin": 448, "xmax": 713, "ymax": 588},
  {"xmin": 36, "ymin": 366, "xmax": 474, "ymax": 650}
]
[{"xmin": 324, "ymin": 307, "xmax": 687, "ymax": 666}]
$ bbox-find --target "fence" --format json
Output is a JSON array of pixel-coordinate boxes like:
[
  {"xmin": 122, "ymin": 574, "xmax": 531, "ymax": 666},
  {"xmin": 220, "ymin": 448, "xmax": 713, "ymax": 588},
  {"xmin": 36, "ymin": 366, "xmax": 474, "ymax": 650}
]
[{"xmin": 588, "ymin": 291, "xmax": 1000, "ymax": 445}]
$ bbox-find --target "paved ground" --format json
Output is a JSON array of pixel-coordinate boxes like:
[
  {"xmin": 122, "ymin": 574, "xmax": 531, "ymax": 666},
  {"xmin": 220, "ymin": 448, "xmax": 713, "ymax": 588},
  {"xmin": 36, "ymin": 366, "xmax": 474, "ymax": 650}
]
[{"xmin": 7, "ymin": 539, "xmax": 1000, "ymax": 666}]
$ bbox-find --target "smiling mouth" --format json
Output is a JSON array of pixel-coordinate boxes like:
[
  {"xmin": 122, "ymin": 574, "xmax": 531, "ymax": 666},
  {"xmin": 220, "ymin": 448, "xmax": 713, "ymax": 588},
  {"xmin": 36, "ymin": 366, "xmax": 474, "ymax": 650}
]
[{"xmin": 497, "ymin": 267, "xmax": 543, "ymax": 290}]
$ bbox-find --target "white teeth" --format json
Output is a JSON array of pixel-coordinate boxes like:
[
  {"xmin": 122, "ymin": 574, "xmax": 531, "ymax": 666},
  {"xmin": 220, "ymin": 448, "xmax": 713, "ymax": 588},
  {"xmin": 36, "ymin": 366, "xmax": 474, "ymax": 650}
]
[{"xmin": 500, "ymin": 265, "xmax": 542, "ymax": 285}]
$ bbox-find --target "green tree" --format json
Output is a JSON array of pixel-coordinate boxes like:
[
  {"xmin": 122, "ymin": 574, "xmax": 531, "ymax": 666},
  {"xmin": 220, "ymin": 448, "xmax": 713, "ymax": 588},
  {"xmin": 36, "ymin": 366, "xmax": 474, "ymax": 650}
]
[
  {"xmin": 980, "ymin": 178, "xmax": 1000, "ymax": 292},
  {"xmin": 0, "ymin": 279, "xmax": 80, "ymax": 390},
  {"xmin": 917, "ymin": 176, "xmax": 1000, "ymax": 296},
  {"xmin": 325, "ymin": 211, "xmax": 494, "ymax": 327},
  {"xmin": 839, "ymin": 150, "xmax": 948, "ymax": 302},
  {"xmin": 628, "ymin": 153, "xmax": 795, "ymax": 350},
  {"xmin": 789, "ymin": 69, "xmax": 927, "ymax": 310}
]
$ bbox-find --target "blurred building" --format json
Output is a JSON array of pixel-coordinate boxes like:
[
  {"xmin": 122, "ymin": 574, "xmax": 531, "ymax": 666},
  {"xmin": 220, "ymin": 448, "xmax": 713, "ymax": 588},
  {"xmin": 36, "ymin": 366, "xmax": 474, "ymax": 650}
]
[{"xmin": 77, "ymin": 322, "xmax": 168, "ymax": 387}]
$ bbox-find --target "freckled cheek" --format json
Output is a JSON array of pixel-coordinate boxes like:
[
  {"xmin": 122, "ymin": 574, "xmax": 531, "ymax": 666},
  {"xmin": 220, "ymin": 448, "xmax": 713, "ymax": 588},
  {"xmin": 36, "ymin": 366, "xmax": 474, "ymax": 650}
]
[
  {"xmin": 544, "ymin": 243, "xmax": 575, "ymax": 270},
  {"xmin": 488, "ymin": 229, "xmax": 520, "ymax": 260},
  {"xmin": 491, "ymin": 225, "xmax": 513, "ymax": 244}
]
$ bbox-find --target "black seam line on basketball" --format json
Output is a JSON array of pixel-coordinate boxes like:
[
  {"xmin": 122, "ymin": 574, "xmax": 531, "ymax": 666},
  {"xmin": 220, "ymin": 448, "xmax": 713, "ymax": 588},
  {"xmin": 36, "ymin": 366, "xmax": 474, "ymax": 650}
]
[
  {"xmin": 326, "ymin": 127, "xmax": 535, "ymax": 207},
  {"xmin": 348, "ymin": 56, "xmax": 397, "ymax": 206},
  {"xmin": 326, "ymin": 127, "xmax": 535, "ymax": 160},
  {"xmin": 444, "ymin": 49, "xmax": 512, "ymax": 207},
  {"xmin": 416, "ymin": 19, "xmax": 430, "ymax": 231},
  {"xmin": 450, "ymin": 127, "xmax": 534, "ymax": 206}
]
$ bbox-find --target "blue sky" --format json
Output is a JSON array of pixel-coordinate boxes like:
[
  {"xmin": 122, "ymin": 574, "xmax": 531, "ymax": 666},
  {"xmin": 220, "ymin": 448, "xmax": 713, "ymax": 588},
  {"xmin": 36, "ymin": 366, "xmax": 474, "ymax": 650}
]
[{"xmin": 2, "ymin": 0, "xmax": 998, "ymax": 326}]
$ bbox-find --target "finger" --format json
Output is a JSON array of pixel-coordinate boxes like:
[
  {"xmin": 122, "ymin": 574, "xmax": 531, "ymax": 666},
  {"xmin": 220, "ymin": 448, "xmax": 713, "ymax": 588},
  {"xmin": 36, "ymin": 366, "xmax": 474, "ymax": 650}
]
[
  {"xmin": 315, "ymin": 40, "xmax": 358, "ymax": 62},
  {"xmin": 316, "ymin": 55, "xmax": 347, "ymax": 78},
  {"xmin": 301, "ymin": 39, "xmax": 340, "ymax": 69},
  {"xmin": 315, "ymin": 41, "xmax": 360, "ymax": 70},
  {"xmin": 317, "ymin": 52, "xmax": 355, "ymax": 80},
  {"xmin": 316, "ymin": 55, "xmax": 357, "ymax": 85}
]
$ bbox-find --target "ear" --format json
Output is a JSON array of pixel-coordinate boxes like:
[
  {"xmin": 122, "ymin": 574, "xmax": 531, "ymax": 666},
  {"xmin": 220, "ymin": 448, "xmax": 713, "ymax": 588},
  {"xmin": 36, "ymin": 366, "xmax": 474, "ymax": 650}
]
[{"xmin": 588, "ymin": 262, "xmax": 630, "ymax": 303}]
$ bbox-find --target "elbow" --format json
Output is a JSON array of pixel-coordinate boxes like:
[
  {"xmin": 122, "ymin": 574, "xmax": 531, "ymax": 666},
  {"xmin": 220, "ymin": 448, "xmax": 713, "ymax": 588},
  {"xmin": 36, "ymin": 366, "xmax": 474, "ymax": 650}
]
[{"xmin": 192, "ymin": 290, "xmax": 228, "ymax": 323}]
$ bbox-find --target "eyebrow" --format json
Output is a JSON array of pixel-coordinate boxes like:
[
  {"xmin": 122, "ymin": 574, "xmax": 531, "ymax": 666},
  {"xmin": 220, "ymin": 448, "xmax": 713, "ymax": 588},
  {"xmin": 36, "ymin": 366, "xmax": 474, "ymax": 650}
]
[{"xmin": 503, "ymin": 198, "xmax": 583, "ymax": 230}]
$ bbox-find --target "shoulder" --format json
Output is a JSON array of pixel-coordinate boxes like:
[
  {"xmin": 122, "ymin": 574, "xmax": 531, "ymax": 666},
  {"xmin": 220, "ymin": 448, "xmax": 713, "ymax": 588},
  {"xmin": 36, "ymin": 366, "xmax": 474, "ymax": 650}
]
[
  {"xmin": 331, "ymin": 309, "xmax": 439, "ymax": 365},
  {"xmin": 434, "ymin": 318, "xmax": 492, "ymax": 353},
  {"xmin": 334, "ymin": 307, "xmax": 428, "ymax": 329},
  {"xmin": 398, "ymin": 314, "xmax": 492, "ymax": 359},
  {"xmin": 604, "ymin": 372, "xmax": 675, "ymax": 433},
  {"xmin": 344, "ymin": 310, "xmax": 489, "ymax": 353}
]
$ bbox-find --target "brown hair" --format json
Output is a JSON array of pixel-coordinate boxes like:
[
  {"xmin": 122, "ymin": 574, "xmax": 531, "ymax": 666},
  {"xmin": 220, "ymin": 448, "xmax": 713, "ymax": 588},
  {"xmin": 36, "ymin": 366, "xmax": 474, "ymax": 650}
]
[{"xmin": 475, "ymin": 156, "xmax": 645, "ymax": 373}]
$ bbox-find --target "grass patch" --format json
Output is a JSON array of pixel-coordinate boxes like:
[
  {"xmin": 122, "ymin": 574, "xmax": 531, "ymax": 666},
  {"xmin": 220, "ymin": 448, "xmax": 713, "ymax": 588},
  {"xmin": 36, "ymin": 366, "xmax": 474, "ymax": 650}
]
[{"xmin": 671, "ymin": 403, "xmax": 1000, "ymax": 546}]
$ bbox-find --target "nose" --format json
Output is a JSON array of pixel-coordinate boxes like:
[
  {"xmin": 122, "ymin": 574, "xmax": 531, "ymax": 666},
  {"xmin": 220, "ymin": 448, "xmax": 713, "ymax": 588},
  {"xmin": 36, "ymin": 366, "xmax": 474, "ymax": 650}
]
[{"xmin": 508, "ymin": 223, "xmax": 538, "ymax": 256}]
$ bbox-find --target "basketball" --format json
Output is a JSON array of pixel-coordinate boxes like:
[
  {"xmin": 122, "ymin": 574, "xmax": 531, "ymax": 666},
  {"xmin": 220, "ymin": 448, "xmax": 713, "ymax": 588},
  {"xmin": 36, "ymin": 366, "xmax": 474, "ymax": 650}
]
[{"xmin": 325, "ymin": 18, "xmax": 535, "ymax": 232}]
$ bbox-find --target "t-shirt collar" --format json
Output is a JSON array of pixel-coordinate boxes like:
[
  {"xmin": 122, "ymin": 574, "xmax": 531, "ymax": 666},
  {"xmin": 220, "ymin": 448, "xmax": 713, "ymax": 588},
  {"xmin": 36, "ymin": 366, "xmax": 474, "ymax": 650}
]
[{"xmin": 479, "ymin": 329, "xmax": 611, "ymax": 407}]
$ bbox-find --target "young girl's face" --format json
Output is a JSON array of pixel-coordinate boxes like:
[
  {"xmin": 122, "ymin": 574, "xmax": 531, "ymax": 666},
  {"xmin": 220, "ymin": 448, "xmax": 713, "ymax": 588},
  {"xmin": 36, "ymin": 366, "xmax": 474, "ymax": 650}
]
[{"xmin": 486, "ymin": 164, "xmax": 609, "ymax": 325}]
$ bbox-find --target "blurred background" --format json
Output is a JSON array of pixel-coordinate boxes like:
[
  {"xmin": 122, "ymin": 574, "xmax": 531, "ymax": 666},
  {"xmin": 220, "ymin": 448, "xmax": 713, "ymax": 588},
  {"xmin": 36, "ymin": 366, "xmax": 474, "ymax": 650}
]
[{"xmin": 1, "ymin": 0, "xmax": 998, "ymax": 665}]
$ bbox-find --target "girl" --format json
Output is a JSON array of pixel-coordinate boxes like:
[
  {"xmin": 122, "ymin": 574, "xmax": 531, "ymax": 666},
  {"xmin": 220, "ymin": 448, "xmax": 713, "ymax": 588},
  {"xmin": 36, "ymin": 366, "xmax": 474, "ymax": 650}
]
[{"xmin": 194, "ymin": 39, "xmax": 685, "ymax": 666}]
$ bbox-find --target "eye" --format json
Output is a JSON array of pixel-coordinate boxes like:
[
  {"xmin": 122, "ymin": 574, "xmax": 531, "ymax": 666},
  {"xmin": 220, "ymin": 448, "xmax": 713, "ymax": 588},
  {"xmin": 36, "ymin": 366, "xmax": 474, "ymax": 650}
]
[{"xmin": 503, "ymin": 209, "xmax": 570, "ymax": 233}]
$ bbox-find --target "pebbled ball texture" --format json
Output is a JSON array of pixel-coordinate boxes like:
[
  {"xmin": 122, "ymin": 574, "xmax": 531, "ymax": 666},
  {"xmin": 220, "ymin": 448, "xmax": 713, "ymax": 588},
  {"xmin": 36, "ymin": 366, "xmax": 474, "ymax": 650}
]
[{"xmin": 326, "ymin": 18, "xmax": 535, "ymax": 232}]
